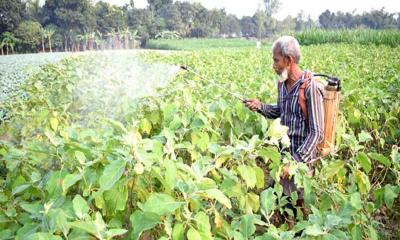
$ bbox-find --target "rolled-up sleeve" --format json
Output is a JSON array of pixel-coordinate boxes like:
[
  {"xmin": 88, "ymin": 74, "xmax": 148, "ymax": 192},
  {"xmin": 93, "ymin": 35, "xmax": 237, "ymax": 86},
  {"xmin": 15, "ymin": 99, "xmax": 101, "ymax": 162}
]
[{"xmin": 296, "ymin": 81, "xmax": 324, "ymax": 162}]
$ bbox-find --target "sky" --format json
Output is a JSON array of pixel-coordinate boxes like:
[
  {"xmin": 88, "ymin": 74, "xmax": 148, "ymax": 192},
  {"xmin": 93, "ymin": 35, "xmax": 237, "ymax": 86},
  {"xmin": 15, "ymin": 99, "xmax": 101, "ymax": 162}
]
[{"xmin": 100, "ymin": 0, "xmax": 400, "ymax": 20}]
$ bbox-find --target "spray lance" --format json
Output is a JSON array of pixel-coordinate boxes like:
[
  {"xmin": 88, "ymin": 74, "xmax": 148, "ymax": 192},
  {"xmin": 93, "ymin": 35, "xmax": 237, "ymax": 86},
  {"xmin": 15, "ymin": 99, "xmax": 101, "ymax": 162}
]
[{"xmin": 179, "ymin": 65, "xmax": 263, "ymax": 113}]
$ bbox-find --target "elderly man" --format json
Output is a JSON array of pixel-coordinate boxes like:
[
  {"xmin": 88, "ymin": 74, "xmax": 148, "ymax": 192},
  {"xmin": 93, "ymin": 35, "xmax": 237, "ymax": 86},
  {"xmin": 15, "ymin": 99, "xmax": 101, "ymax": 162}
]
[{"xmin": 245, "ymin": 36, "xmax": 325, "ymax": 226}]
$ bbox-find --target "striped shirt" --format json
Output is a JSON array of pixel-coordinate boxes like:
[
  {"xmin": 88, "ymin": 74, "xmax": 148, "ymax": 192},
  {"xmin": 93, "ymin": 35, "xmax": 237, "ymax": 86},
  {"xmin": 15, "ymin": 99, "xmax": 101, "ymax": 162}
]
[{"xmin": 260, "ymin": 72, "xmax": 325, "ymax": 163}]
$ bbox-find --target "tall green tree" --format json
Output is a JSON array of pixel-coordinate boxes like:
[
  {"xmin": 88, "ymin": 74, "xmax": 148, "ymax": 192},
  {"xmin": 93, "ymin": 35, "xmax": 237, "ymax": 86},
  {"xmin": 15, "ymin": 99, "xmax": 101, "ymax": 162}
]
[
  {"xmin": 41, "ymin": 0, "xmax": 96, "ymax": 51},
  {"xmin": 0, "ymin": 0, "xmax": 25, "ymax": 34},
  {"xmin": 25, "ymin": 0, "xmax": 42, "ymax": 22},
  {"xmin": 14, "ymin": 20, "xmax": 41, "ymax": 52},
  {"xmin": 263, "ymin": 0, "xmax": 280, "ymax": 35},
  {"xmin": 95, "ymin": 2, "xmax": 127, "ymax": 35}
]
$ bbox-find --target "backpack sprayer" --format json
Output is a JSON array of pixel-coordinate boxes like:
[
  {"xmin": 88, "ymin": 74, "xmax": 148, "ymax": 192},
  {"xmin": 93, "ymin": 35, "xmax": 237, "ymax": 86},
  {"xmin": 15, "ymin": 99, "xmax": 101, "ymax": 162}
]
[{"xmin": 312, "ymin": 74, "xmax": 341, "ymax": 157}]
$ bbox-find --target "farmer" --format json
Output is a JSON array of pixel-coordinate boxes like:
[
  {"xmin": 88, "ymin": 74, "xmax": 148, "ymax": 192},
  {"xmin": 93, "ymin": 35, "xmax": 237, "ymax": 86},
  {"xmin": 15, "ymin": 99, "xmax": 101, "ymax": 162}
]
[{"xmin": 245, "ymin": 36, "xmax": 325, "ymax": 227}]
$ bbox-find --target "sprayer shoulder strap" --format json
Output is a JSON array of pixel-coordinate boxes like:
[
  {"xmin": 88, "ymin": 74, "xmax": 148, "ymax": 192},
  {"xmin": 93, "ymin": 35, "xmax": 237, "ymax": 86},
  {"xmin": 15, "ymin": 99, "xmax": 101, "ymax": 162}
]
[
  {"xmin": 276, "ymin": 77, "xmax": 310, "ymax": 121},
  {"xmin": 299, "ymin": 75, "xmax": 324, "ymax": 121},
  {"xmin": 299, "ymin": 77, "xmax": 312, "ymax": 121},
  {"xmin": 276, "ymin": 74, "xmax": 319, "ymax": 121}
]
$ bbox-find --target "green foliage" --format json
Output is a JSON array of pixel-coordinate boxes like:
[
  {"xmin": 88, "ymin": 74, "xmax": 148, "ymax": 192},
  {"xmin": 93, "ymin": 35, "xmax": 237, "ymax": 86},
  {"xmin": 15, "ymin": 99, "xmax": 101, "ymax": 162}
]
[
  {"xmin": 147, "ymin": 38, "xmax": 261, "ymax": 50},
  {"xmin": 295, "ymin": 29, "xmax": 400, "ymax": 47},
  {"xmin": 0, "ymin": 43, "xmax": 399, "ymax": 239}
]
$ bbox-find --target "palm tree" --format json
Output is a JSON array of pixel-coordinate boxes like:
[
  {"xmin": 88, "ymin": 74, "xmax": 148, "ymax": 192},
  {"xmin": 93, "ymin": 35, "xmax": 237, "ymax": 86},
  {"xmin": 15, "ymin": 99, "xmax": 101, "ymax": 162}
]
[
  {"xmin": 69, "ymin": 30, "xmax": 80, "ymax": 52},
  {"xmin": 129, "ymin": 30, "xmax": 141, "ymax": 49},
  {"xmin": 40, "ymin": 27, "xmax": 46, "ymax": 53},
  {"xmin": 121, "ymin": 27, "xmax": 131, "ymax": 49},
  {"xmin": 44, "ymin": 27, "xmax": 56, "ymax": 52},
  {"xmin": 94, "ymin": 30, "xmax": 105, "ymax": 50},
  {"xmin": 106, "ymin": 29, "xmax": 117, "ymax": 49},
  {"xmin": 1, "ymin": 32, "xmax": 18, "ymax": 55},
  {"xmin": 0, "ymin": 41, "xmax": 4, "ymax": 55},
  {"xmin": 87, "ymin": 32, "xmax": 95, "ymax": 50}
]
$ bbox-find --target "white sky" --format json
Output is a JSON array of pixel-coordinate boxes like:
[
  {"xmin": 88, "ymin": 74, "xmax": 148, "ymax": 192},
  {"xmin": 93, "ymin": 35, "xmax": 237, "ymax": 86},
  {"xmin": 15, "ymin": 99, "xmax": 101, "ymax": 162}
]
[{"xmin": 101, "ymin": 0, "xmax": 400, "ymax": 20}]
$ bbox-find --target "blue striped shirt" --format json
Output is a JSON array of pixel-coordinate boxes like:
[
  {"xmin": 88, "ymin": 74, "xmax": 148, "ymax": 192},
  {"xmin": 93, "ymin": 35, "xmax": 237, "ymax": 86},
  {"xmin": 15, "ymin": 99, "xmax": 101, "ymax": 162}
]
[{"xmin": 260, "ymin": 72, "xmax": 325, "ymax": 163}]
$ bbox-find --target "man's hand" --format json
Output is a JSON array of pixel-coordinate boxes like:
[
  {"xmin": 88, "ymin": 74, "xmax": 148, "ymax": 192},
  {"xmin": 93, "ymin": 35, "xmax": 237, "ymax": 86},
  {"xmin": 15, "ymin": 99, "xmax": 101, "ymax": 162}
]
[
  {"xmin": 282, "ymin": 164, "xmax": 290, "ymax": 179},
  {"xmin": 244, "ymin": 99, "xmax": 262, "ymax": 112}
]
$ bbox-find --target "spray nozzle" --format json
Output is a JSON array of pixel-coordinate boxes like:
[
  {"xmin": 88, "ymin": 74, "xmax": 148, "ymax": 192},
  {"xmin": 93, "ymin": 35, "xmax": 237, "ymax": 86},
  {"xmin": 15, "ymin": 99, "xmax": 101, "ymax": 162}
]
[{"xmin": 180, "ymin": 65, "xmax": 188, "ymax": 70}]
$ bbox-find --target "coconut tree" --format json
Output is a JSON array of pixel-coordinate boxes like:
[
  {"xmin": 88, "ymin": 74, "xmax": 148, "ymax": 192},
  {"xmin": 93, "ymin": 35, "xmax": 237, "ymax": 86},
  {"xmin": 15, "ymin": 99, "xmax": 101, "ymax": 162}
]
[
  {"xmin": 87, "ymin": 32, "xmax": 95, "ymax": 50},
  {"xmin": 69, "ymin": 30, "xmax": 80, "ymax": 52},
  {"xmin": 121, "ymin": 27, "xmax": 131, "ymax": 49},
  {"xmin": 1, "ymin": 32, "xmax": 18, "ymax": 55},
  {"xmin": 106, "ymin": 29, "xmax": 117, "ymax": 49},
  {"xmin": 130, "ymin": 30, "xmax": 141, "ymax": 49},
  {"xmin": 94, "ymin": 30, "xmax": 105, "ymax": 50},
  {"xmin": 44, "ymin": 27, "xmax": 56, "ymax": 52},
  {"xmin": 40, "ymin": 27, "xmax": 46, "ymax": 53},
  {"xmin": 0, "ymin": 41, "xmax": 4, "ymax": 55}
]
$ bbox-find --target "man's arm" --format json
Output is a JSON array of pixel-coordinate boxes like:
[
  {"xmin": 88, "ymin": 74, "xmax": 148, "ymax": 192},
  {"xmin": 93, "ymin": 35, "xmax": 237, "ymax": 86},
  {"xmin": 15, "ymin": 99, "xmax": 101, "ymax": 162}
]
[
  {"xmin": 244, "ymin": 99, "xmax": 281, "ymax": 119},
  {"xmin": 294, "ymin": 81, "xmax": 324, "ymax": 162},
  {"xmin": 259, "ymin": 103, "xmax": 280, "ymax": 119}
]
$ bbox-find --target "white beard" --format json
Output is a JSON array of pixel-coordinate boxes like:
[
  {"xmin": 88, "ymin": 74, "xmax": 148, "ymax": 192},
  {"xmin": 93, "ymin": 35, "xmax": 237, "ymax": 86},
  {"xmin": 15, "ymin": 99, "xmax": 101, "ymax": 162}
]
[{"xmin": 278, "ymin": 68, "xmax": 289, "ymax": 83}]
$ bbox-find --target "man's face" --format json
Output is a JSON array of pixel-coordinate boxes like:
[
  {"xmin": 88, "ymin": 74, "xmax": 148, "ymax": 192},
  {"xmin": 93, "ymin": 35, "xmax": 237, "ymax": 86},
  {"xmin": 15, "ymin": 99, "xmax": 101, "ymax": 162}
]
[{"xmin": 272, "ymin": 47, "xmax": 288, "ymax": 75}]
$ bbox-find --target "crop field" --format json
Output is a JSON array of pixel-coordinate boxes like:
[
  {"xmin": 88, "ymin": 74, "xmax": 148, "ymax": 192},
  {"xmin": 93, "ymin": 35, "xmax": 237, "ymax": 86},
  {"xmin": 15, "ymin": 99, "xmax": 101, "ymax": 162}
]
[
  {"xmin": 0, "ymin": 53, "xmax": 69, "ymax": 102},
  {"xmin": 147, "ymin": 38, "xmax": 260, "ymax": 50},
  {"xmin": 0, "ymin": 42, "xmax": 399, "ymax": 240}
]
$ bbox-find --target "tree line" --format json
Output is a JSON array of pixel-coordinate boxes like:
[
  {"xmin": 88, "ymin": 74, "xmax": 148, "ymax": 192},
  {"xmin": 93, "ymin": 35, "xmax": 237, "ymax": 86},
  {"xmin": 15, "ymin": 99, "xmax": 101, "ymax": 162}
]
[{"xmin": 0, "ymin": 0, "xmax": 399, "ymax": 54}]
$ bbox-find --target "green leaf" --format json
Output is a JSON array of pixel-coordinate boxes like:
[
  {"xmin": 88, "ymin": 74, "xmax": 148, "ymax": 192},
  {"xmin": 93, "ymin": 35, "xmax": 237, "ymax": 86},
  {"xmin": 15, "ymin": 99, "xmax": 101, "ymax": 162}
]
[
  {"xmin": 358, "ymin": 130, "xmax": 372, "ymax": 143},
  {"xmin": 267, "ymin": 118, "xmax": 288, "ymax": 140},
  {"xmin": 72, "ymin": 195, "xmax": 89, "ymax": 219},
  {"xmin": 324, "ymin": 214, "xmax": 342, "ymax": 230},
  {"xmin": 187, "ymin": 227, "xmax": 202, "ymax": 240},
  {"xmin": 142, "ymin": 193, "xmax": 183, "ymax": 216},
  {"xmin": 139, "ymin": 118, "xmax": 152, "ymax": 135},
  {"xmin": 106, "ymin": 229, "xmax": 128, "ymax": 238},
  {"xmin": 356, "ymin": 152, "xmax": 371, "ymax": 173},
  {"xmin": 204, "ymin": 189, "xmax": 232, "ymax": 209},
  {"xmin": 172, "ymin": 223, "xmax": 185, "ymax": 240},
  {"xmin": 194, "ymin": 211, "xmax": 212, "ymax": 240},
  {"xmin": 130, "ymin": 210, "xmax": 160, "ymax": 240},
  {"xmin": 99, "ymin": 160, "xmax": 126, "ymax": 192},
  {"xmin": 103, "ymin": 180, "xmax": 128, "ymax": 213},
  {"xmin": 323, "ymin": 160, "xmax": 345, "ymax": 179},
  {"xmin": 62, "ymin": 173, "xmax": 82, "ymax": 194},
  {"xmin": 12, "ymin": 184, "xmax": 31, "ymax": 196},
  {"xmin": 384, "ymin": 184, "xmax": 398, "ymax": 208},
  {"xmin": 50, "ymin": 117, "xmax": 59, "ymax": 131},
  {"xmin": 257, "ymin": 146, "xmax": 280, "ymax": 163},
  {"xmin": 47, "ymin": 208, "xmax": 69, "ymax": 236},
  {"xmin": 239, "ymin": 214, "xmax": 256, "ymax": 239},
  {"xmin": 164, "ymin": 159, "xmax": 177, "ymax": 193},
  {"xmin": 75, "ymin": 151, "xmax": 86, "ymax": 165},
  {"xmin": 20, "ymin": 203, "xmax": 42, "ymax": 215},
  {"xmin": 191, "ymin": 132, "xmax": 209, "ymax": 152},
  {"xmin": 350, "ymin": 192, "xmax": 362, "ymax": 210},
  {"xmin": 351, "ymin": 225, "xmax": 362, "ymax": 240},
  {"xmin": 260, "ymin": 188, "xmax": 276, "ymax": 214},
  {"xmin": 237, "ymin": 165, "xmax": 257, "ymax": 189},
  {"xmin": 369, "ymin": 152, "xmax": 391, "ymax": 167},
  {"xmin": 355, "ymin": 170, "xmax": 371, "ymax": 194},
  {"xmin": 68, "ymin": 221, "xmax": 98, "ymax": 237},
  {"xmin": 255, "ymin": 166, "xmax": 265, "ymax": 189},
  {"xmin": 27, "ymin": 233, "xmax": 62, "ymax": 240},
  {"xmin": 368, "ymin": 225, "xmax": 378, "ymax": 240},
  {"xmin": 305, "ymin": 224, "xmax": 325, "ymax": 236}
]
